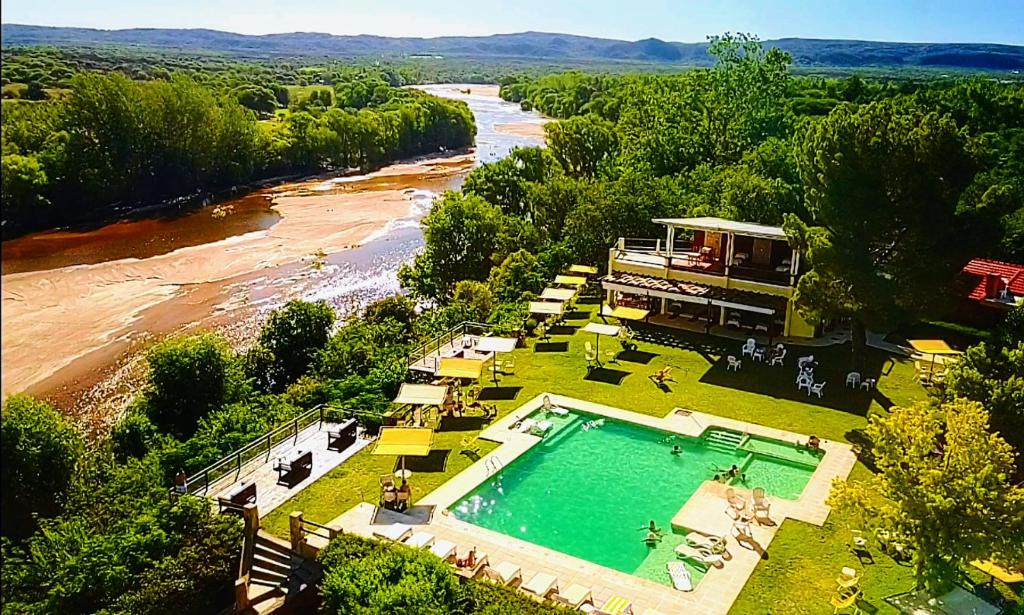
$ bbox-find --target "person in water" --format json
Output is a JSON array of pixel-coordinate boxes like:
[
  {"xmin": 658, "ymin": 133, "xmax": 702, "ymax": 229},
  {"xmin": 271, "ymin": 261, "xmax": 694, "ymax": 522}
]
[
  {"xmin": 671, "ymin": 445, "xmax": 682, "ymax": 455},
  {"xmin": 727, "ymin": 464, "xmax": 749, "ymax": 483},
  {"xmin": 640, "ymin": 520, "xmax": 662, "ymax": 544}
]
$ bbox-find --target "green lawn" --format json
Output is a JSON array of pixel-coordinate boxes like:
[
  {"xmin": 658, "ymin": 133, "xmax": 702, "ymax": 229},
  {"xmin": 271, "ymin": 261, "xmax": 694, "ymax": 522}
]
[{"xmin": 263, "ymin": 299, "xmax": 1020, "ymax": 612}]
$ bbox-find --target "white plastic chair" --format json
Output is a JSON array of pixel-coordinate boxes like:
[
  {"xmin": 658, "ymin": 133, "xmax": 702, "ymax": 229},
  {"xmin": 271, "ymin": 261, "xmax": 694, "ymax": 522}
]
[
  {"xmin": 770, "ymin": 348, "xmax": 786, "ymax": 366},
  {"xmin": 810, "ymin": 381, "xmax": 826, "ymax": 398},
  {"xmin": 860, "ymin": 378, "xmax": 877, "ymax": 391},
  {"xmin": 798, "ymin": 355, "xmax": 815, "ymax": 369},
  {"xmin": 741, "ymin": 338, "xmax": 756, "ymax": 358},
  {"xmin": 846, "ymin": 372, "xmax": 861, "ymax": 388},
  {"xmin": 727, "ymin": 356, "xmax": 742, "ymax": 371},
  {"xmin": 797, "ymin": 375, "xmax": 813, "ymax": 393}
]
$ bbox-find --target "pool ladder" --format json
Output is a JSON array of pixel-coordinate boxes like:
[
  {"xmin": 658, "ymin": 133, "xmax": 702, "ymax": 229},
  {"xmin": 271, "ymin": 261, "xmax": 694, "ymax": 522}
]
[{"xmin": 484, "ymin": 455, "xmax": 503, "ymax": 475}]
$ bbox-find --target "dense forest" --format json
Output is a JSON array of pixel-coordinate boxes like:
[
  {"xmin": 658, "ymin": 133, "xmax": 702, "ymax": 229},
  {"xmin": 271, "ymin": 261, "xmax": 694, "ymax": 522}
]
[
  {"xmin": 2, "ymin": 33, "xmax": 1023, "ymax": 613},
  {"xmin": 1, "ymin": 55, "xmax": 475, "ymax": 234}
]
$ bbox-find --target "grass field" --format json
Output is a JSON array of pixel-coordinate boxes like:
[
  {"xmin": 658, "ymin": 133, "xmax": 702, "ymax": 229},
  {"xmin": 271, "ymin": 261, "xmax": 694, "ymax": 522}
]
[{"xmin": 262, "ymin": 298, "xmax": 1021, "ymax": 612}]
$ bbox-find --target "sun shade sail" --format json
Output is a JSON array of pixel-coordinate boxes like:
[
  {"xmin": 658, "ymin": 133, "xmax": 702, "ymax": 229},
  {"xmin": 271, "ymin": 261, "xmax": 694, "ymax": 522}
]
[
  {"xmin": 908, "ymin": 339, "xmax": 960, "ymax": 355},
  {"xmin": 600, "ymin": 305, "xmax": 649, "ymax": 321},
  {"xmin": 568, "ymin": 264, "xmax": 599, "ymax": 275},
  {"xmin": 373, "ymin": 427, "xmax": 434, "ymax": 457},
  {"xmin": 529, "ymin": 301, "xmax": 564, "ymax": 315},
  {"xmin": 392, "ymin": 383, "xmax": 447, "ymax": 406},
  {"xmin": 437, "ymin": 357, "xmax": 486, "ymax": 379},
  {"xmin": 582, "ymin": 322, "xmax": 621, "ymax": 337},
  {"xmin": 554, "ymin": 275, "xmax": 587, "ymax": 287},
  {"xmin": 540, "ymin": 287, "xmax": 577, "ymax": 301},
  {"xmin": 474, "ymin": 337, "xmax": 518, "ymax": 353}
]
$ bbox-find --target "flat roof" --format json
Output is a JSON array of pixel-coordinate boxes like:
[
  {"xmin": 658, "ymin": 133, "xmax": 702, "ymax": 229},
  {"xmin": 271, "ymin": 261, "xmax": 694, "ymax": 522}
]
[{"xmin": 652, "ymin": 217, "xmax": 788, "ymax": 241}]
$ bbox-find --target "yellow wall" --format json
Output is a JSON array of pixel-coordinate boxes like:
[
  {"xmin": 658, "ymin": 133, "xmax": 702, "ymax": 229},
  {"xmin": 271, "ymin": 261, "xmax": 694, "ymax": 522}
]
[{"xmin": 786, "ymin": 303, "xmax": 817, "ymax": 338}]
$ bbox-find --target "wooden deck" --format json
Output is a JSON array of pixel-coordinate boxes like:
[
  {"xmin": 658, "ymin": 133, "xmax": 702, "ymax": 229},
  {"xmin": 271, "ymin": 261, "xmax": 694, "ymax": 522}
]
[{"xmin": 210, "ymin": 421, "xmax": 372, "ymax": 518}]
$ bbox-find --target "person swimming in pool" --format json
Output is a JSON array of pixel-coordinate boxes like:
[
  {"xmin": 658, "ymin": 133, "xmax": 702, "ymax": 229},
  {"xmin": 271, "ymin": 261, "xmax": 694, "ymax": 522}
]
[
  {"xmin": 671, "ymin": 445, "xmax": 682, "ymax": 455},
  {"xmin": 639, "ymin": 520, "xmax": 662, "ymax": 545}
]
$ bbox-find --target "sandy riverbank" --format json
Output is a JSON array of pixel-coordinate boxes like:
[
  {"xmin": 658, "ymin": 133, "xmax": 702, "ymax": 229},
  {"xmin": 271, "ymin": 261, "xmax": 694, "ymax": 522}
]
[
  {"xmin": 0, "ymin": 154, "xmax": 473, "ymax": 420},
  {"xmin": 494, "ymin": 122, "xmax": 549, "ymax": 140}
]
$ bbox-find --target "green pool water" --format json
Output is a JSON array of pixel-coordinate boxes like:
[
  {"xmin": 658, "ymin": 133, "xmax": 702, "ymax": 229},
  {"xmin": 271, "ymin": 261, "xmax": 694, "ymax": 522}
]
[{"xmin": 450, "ymin": 411, "xmax": 818, "ymax": 589}]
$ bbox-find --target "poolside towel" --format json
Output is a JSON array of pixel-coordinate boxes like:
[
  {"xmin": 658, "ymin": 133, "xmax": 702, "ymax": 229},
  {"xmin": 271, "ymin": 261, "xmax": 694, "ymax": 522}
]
[
  {"xmin": 598, "ymin": 595, "xmax": 634, "ymax": 615},
  {"xmin": 666, "ymin": 562, "xmax": 694, "ymax": 591},
  {"xmin": 373, "ymin": 523, "xmax": 412, "ymax": 542},
  {"xmin": 405, "ymin": 531, "xmax": 435, "ymax": 548}
]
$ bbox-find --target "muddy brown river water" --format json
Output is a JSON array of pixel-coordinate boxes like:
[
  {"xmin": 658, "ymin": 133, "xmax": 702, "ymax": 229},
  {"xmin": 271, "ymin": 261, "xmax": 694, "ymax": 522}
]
[{"xmin": 0, "ymin": 85, "xmax": 546, "ymax": 432}]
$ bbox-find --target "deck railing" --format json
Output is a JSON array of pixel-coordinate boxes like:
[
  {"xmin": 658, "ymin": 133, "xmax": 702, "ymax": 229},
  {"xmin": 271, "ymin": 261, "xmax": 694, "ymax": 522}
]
[
  {"xmin": 173, "ymin": 403, "xmax": 332, "ymax": 498},
  {"xmin": 407, "ymin": 321, "xmax": 494, "ymax": 371}
]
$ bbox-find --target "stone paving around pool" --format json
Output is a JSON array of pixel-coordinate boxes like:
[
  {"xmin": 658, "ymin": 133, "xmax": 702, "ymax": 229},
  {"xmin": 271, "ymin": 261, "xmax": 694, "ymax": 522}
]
[{"xmin": 327, "ymin": 393, "xmax": 857, "ymax": 615}]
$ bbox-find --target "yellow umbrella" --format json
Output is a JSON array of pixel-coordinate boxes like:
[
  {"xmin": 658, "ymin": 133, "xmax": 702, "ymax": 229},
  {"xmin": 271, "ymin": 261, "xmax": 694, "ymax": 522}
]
[
  {"xmin": 540, "ymin": 287, "xmax": 577, "ymax": 302},
  {"xmin": 972, "ymin": 559, "xmax": 1024, "ymax": 584},
  {"xmin": 600, "ymin": 304, "xmax": 649, "ymax": 322},
  {"xmin": 437, "ymin": 357, "xmax": 486, "ymax": 380},
  {"xmin": 908, "ymin": 339, "xmax": 961, "ymax": 383},
  {"xmin": 554, "ymin": 275, "xmax": 587, "ymax": 287},
  {"xmin": 373, "ymin": 427, "xmax": 434, "ymax": 479},
  {"xmin": 568, "ymin": 264, "xmax": 598, "ymax": 276},
  {"xmin": 529, "ymin": 301, "xmax": 564, "ymax": 316}
]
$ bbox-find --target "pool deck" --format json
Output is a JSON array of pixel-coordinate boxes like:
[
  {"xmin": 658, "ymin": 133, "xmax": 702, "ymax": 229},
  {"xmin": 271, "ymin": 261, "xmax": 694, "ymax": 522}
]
[{"xmin": 328, "ymin": 393, "xmax": 857, "ymax": 615}]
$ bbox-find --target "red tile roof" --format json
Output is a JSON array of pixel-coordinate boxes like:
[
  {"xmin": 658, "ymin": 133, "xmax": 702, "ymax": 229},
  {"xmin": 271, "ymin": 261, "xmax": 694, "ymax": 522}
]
[{"xmin": 961, "ymin": 258, "xmax": 1024, "ymax": 301}]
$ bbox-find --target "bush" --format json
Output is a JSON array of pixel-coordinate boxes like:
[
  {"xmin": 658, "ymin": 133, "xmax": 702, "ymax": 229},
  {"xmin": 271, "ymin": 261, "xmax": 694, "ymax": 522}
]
[
  {"xmin": 110, "ymin": 408, "xmax": 160, "ymax": 461},
  {"xmin": 1, "ymin": 395, "xmax": 83, "ymax": 539},
  {"xmin": 257, "ymin": 300, "xmax": 337, "ymax": 392}
]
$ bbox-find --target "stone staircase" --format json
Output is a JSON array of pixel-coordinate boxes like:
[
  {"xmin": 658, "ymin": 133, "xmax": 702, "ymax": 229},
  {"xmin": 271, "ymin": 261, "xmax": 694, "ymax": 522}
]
[{"xmin": 242, "ymin": 532, "xmax": 320, "ymax": 614}]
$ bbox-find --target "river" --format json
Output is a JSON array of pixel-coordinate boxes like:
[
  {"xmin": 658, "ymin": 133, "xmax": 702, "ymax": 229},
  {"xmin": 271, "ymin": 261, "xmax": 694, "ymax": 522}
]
[{"xmin": 0, "ymin": 85, "xmax": 546, "ymax": 432}]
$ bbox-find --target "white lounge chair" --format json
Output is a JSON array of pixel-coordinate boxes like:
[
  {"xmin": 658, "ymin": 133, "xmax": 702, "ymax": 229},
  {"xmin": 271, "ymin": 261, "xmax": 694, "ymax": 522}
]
[
  {"xmin": 554, "ymin": 583, "xmax": 593, "ymax": 607},
  {"xmin": 429, "ymin": 539, "xmax": 457, "ymax": 561},
  {"xmin": 666, "ymin": 561, "xmax": 694, "ymax": 591},
  {"xmin": 485, "ymin": 561, "xmax": 522, "ymax": 586},
  {"xmin": 674, "ymin": 543, "xmax": 724, "ymax": 568},
  {"xmin": 522, "ymin": 571, "xmax": 558, "ymax": 599},
  {"xmin": 373, "ymin": 523, "xmax": 412, "ymax": 542},
  {"xmin": 517, "ymin": 418, "xmax": 538, "ymax": 433},
  {"xmin": 405, "ymin": 531, "xmax": 435, "ymax": 548},
  {"xmin": 685, "ymin": 531, "xmax": 728, "ymax": 554},
  {"xmin": 531, "ymin": 420, "xmax": 554, "ymax": 435}
]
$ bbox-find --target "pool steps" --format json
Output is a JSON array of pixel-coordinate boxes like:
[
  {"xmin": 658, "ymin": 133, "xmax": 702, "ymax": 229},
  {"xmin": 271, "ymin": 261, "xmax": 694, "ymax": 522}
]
[{"xmin": 701, "ymin": 428, "xmax": 747, "ymax": 453}]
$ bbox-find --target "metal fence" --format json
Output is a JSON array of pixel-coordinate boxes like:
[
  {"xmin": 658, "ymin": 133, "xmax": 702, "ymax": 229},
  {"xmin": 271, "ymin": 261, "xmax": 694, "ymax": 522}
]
[{"xmin": 407, "ymin": 321, "xmax": 494, "ymax": 372}]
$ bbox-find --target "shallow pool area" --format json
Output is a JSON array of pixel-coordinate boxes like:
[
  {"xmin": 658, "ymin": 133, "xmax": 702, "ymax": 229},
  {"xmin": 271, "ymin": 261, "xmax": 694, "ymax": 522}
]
[{"xmin": 449, "ymin": 409, "xmax": 820, "ymax": 589}]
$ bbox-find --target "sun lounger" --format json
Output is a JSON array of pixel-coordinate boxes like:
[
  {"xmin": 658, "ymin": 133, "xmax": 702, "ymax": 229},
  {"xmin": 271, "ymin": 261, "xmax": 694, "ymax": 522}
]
[
  {"xmin": 685, "ymin": 531, "xmax": 727, "ymax": 554},
  {"xmin": 532, "ymin": 420, "xmax": 554, "ymax": 435},
  {"xmin": 486, "ymin": 561, "xmax": 523, "ymax": 586},
  {"xmin": 429, "ymin": 539, "xmax": 457, "ymax": 561},
  {"xmin": 547, "ymin": 406, "xmax": 569, "ymax": 416},
  {"xmin": 666, "ymin": 561, "xmax": 693, "ymax": 591},
  {"xmin": 674, "ymin": 543, "xmax": 724, "ymax": 568},
  {"xmin": 522, "ymin": 571, "xmax": 559, "ymax": 599},
  {"xmin": 373, "ymin": 523, "xmax": 412, "ymax": 542},
  {"xmin": 554, "ymin": 583, "xmax": 593, "ymax": 607},
  {"xmin": 517, "ymin": 418, "xmax": 538, "ymax": 433},
  {"xmin": 404, "ymin": 531, "xmax": 435, "ymax": 548},
  {"xmin": 455, "ymin": 550, "xmax": 488, "ymax": 578}
]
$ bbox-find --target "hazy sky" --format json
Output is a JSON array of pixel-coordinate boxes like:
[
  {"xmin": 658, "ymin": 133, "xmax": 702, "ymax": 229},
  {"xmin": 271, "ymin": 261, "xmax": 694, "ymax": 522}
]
[{"xmin": 2, "ymin": 0, "xmax": 1022, "ymax": 45}]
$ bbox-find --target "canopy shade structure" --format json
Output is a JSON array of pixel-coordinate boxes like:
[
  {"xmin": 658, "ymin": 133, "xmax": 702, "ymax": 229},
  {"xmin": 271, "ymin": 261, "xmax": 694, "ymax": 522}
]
[
  {"xmin": 568, "ymin": 264, "xmax": 599, "ymax": 275},
  {"xmin": 475, "ymin": 337, "xmax": 518, "ymax": 354},
  {"xmin": 540, "ymin": 287, "xmax": 577, "ymax": 302},
  {"xmin": 373, "ymin": 427, "xmax": 434, "ymax": 457},
  {"xmin": 437, "ymin": 357, "xmax": 486, "ymax": 380},
  {"xmin": 553, "ymin": 275, "xmax": 587, "ymax": 287},
  {"xmin": 600, "ymin": 305, "xmax": 649, "ymax": 321},
  {"xmin": 392, "ymin": 383, "xmax": 447, "ymax": 407},
  {"xmin": 908, "ymin": 339, "xmax": 959, "ymax": 355},
  {"xmin": 582, "ymin": 322, "xmax": 621, "ymax": 337},
  {"xmin": 972, "ymin": 559, "xmax": 1024, "ymax": 583},
  {"xmin": 529, "ymin": 301, "xmax": 564, "ymax": 316}
]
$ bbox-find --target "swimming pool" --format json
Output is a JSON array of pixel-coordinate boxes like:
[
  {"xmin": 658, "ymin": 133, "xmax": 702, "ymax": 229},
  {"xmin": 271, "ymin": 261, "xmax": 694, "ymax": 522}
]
[{"xmin": 449, "ymin": 409, "xmax": 819, "ymax": 589}]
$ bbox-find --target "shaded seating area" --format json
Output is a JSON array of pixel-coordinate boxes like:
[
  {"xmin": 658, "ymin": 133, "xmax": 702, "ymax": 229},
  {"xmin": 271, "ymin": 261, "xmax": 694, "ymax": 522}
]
[{"xmin": 373, "ymin": 427, "xmax": 434, "ymax": 512}]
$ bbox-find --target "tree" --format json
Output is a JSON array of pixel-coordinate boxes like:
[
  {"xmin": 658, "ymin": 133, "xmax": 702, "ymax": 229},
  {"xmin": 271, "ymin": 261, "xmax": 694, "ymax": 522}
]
[
  {"xmin": 233, "ymin": 84, "xmax": 277, "ymax": 115},
  {"xmin": 544, "ymin": 114, "xmax": 618, "ymax": 178},
  {"xmin": 144, "ymin": 333, "xmax": 244, "ymax": 438},
  {"xmin": 829, "ymin": 400, "xmax": 1024, "ymax": 590},
  {"xmin": 257, "ymin": 300, "xmax": 336, "ymax": 391},
  {"xmin": 786, "ymin": 100, "xmax": 977, "ymax": 365},
  {"xmin": 943, "ymin": 340, "xmax": 1024, "ymax": 477},
  {"xmin": 1, "ymin": 395, "xmax": 83, "ymax": 539},
  {"xmin": 453, "ymin": 280, "xmax": 496, "ymax": 322},
  {"xmin": 398, "ymin": 192, "xmax": 505, "ymax": 300},
  {"xmin": 487, "ymin": 250, "xmax": 547, "ymax": 302},
  {"xmin": 363, "ymin": 295, "xmax": 418, "ymax": 342},
  {"xmin": 462, "ymin": 147, "xmax": 558, "ymax": 218}
]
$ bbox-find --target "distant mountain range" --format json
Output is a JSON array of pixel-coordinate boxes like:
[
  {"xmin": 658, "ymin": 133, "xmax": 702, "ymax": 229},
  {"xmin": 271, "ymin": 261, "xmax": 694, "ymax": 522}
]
[{"xmin": 3, "ymin": 24, "xmax": 1023, "ymax": 71}]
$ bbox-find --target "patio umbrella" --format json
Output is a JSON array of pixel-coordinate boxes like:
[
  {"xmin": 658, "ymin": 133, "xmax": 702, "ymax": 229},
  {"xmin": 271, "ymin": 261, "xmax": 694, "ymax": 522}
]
[
  {"xmin": 971, "ymin": 559, "xmax": 1024, "ymax": 584},
  {"xmin": 553, "ymin": 275, "xmax": 587, "ymax": 287},
  {"xmin": 567, "ymin": 264, "xmax": 599, "ymax": 276},
  {"xmin": 391, "ymin": 383, "xmax": 448, "ymax": 426},
  {"xmin": 529, "ymin": 300, "xmax": 564, "ymax": 320},
  {"xmin": 540, "ymin": 287, "xmax": 576, "ymax": 302},
  {"xmin": 373, "ymin": 427, "xmax": 434, "ymax": 480},
  {"xmin": 474, "ymin": 336, "xmax": 518, "ymax": 386},
  {"xmin": 437, "ymin": 357, "xmax": 486, "ymax": 380},
  {"xmin": 582, "ymin": 322, "xmax": 620, "ymax": 364},
  {"xmin": 600, "ymin": 304, "xmax": 649, "ymax": 323},
  {"xmin": 908, "ymin": 339, "xmax": 961, "ymax": 383}
]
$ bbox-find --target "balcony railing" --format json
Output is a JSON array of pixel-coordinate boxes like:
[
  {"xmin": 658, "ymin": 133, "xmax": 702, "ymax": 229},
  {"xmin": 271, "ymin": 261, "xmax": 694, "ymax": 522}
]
[
  {"xmin": 729, "ymin": 264, "xmax": 792, "ymax": 287},
  {"xmin": 407, "ymin": 321, "xmax": 494, "ymax": 372}
]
